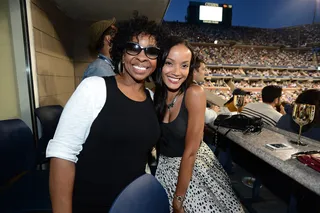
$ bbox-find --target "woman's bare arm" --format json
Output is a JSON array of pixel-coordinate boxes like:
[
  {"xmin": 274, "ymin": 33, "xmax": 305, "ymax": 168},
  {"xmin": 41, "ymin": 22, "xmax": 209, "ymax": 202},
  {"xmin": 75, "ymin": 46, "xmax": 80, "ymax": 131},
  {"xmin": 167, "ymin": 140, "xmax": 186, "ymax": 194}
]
[
  {"xmin": 46, "ymin": 77, "xmax": 106, "ymax": 212},
  {"xmin": 50, "ymin": 158, "xmax": 75, "ymax": 213},
  {"xmin": 175, "ymin": 85, "xmax": 206, "ymax": 197}
]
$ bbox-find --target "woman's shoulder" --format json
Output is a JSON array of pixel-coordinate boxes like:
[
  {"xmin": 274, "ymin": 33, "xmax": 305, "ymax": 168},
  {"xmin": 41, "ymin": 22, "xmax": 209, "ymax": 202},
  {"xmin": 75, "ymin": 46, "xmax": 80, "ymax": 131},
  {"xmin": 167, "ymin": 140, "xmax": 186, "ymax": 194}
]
[
  {"xmin": 185, "ymin": 84, "xmax": 205, "ymax": 97},
  {"xmin": 79, "ymin": 76, "xmax": 106, "ymax": 91},
  {"xmin": 185, "ymin": 84, "xmax": 206, "ymax": 108},
  {"xmin": 75, "ymin": 77, "xmax": 107, "ymax": 106},
  {"xmin": 80, "ymin": 76, "xmax": 106, "ymax": 85}
]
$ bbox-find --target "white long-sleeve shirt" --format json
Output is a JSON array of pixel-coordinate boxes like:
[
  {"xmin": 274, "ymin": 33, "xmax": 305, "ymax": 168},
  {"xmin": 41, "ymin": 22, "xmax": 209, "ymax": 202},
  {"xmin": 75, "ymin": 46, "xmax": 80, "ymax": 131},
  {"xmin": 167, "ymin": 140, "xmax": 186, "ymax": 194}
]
[
  {"xmin": 46, "ymin": 77, "xmax": 209, "ymax": 163},
  {"xmin": 46, "ymin": 77, "xmax": 106, "ymax": 163}
]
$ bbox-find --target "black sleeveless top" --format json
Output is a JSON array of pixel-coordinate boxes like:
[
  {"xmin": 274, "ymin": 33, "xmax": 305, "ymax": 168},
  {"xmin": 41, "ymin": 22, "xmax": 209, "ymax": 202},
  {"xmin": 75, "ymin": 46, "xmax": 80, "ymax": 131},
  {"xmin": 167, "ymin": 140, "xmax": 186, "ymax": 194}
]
[
  {"xmin": 159, "ymin": 94, "xmax": 188, "ymax": 157},
  {"xmin": 73, "ymin": 77, "xmax": 160, "ymax": 212}
]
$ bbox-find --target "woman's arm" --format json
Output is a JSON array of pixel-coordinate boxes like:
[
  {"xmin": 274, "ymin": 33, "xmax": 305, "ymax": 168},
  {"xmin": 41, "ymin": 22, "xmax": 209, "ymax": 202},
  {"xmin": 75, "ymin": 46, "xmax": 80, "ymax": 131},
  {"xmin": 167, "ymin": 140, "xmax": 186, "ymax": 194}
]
[
  {"xmin": 47, "ymin": 77, "xmax": 106, "ymax": 213},
  {"xmin": 49, "ymin": 158, "xmax": 75, "ymax": 213},
  {"xmin": 174, "ymin": 85, "xmax": 206, "ymax": 205}
]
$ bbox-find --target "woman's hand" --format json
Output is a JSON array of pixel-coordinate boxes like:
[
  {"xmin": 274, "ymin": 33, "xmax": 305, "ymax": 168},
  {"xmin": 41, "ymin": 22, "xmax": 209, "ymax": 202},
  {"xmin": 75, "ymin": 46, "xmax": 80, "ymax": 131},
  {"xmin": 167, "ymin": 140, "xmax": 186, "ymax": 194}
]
[{"xmin": 173, "ymin": 199, "xmax": 184, "ymax": 213}]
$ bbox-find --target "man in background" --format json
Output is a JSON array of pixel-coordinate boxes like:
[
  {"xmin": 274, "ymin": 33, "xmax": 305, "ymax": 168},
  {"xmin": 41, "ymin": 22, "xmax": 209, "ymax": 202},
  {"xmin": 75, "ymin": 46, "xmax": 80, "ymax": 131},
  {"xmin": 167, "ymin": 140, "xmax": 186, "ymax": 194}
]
[
  {"xmin": 193, "ymin": 57, "xmax": 220, "ymax": 124},
  {"xmin": 193, "ymin": 57, "xmax": 222, "ymax": 153},
  {"xmin": 241, "ymin": 85, "xmax": 284, "ymax": 126},
  {"xmin": 82, "ymin": 18, "xmax": 117, "ymax": 79}
]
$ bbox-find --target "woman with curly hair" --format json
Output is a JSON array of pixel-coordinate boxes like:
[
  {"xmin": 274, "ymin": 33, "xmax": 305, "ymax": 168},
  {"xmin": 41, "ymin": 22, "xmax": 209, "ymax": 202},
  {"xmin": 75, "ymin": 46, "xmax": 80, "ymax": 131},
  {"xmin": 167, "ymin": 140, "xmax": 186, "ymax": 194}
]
[{"xmin": 46, "ymin": 16, "xmax": 165, "ymax": 213}]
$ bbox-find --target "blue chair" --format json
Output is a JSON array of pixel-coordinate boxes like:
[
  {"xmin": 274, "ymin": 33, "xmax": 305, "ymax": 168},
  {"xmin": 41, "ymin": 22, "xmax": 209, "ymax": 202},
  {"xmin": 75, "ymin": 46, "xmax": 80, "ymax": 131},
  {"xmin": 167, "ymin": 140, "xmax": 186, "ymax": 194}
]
[
  {"xmin": 0, "ymin": 119, "xmax": 36, "ymax": 186},
  {"xmin": 110, "ymin": 174, "xmax": 170, "ymax": 213},
  {"xmin": 0, "ymin": 119, "xmax": 51, "ymax": 213},
  {"xmin": 35, "ymin": 105, "xmax": 63, "ymax": 166}
]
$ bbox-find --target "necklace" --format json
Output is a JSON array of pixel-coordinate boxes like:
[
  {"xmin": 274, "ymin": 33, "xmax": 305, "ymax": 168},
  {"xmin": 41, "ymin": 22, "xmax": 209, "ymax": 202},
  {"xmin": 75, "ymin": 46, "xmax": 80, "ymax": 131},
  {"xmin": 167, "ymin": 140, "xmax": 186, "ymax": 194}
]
[{"xmin": 167, "ymin": 93, "xmax": 180, "ymax": 110}]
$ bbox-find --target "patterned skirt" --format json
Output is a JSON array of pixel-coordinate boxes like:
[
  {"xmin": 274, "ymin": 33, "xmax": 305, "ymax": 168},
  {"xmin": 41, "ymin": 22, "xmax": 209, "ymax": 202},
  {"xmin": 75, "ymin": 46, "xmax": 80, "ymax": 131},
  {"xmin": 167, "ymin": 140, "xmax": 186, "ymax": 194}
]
[{"xmin": 155, "ymin": 142, "xmax": 244, "ymax": 213}]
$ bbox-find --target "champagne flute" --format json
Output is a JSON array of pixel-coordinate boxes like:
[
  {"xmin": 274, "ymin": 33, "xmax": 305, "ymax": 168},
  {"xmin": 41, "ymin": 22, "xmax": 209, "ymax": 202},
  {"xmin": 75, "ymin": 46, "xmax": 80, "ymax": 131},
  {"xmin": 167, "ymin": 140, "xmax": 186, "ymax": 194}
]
[
  {"xmin": 290, "ymin": 103, "xmax": 316, "ymax": 146},
  {"xmin": 234, "ymin": 95, "xmax": 245, "ymax": 114}
]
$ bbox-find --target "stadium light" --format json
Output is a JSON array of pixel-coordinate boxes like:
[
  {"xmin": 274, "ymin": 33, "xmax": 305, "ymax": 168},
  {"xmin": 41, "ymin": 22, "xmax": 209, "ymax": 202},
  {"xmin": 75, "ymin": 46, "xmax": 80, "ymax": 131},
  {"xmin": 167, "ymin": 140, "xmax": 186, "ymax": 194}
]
[{"xmin": 214, "ymin": 40, "xmax": 218, "ymax": 44}]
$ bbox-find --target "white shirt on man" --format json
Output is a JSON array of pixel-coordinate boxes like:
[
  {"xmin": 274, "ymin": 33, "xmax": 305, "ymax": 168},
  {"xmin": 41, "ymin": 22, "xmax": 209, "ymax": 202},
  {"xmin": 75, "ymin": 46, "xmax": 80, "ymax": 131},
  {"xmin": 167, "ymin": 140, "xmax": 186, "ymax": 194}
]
[
  {"xmin": 241, "ymin": 102, "xmax": 282, "ymax": 126},
  {"xmin": 205, "ymin": 108, "xmax": 218, "ymax": 124}
]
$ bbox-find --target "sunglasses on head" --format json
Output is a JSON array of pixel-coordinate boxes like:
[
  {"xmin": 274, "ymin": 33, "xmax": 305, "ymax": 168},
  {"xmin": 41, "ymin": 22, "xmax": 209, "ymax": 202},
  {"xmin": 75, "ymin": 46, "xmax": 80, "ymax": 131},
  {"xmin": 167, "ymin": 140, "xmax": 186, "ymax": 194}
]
[{"xmin": 125, "ymin": 42, "xmax": 160, "ymax": 59}]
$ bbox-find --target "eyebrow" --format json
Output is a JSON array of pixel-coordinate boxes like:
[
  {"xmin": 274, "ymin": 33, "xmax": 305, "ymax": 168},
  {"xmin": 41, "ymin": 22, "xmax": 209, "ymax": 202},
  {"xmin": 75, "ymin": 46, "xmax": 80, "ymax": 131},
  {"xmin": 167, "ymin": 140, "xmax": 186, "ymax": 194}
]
[{"xmin": 166, "ymin": 57, "xmax": 190, "ymax": 64}]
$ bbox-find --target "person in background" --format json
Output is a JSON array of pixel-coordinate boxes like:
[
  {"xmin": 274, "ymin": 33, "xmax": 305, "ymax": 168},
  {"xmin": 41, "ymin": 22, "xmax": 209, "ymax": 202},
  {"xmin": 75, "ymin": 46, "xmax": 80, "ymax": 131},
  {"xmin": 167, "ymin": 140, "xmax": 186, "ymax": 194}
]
[
  {"xmin": 154, "ymin": 36, "xmax": 243, "ymax": 213},
  {"xmin": 276, "ymin": 101, "xmax": 289, "ymax": 115},
  {"xmin": 192, "ymin": 57, "xmax": 219, "ymax": 150},
  {"xmin": 241, "ymin": 85, "xmax": 283, "ymax": 126},
  {"xmin": 47, "ymin": 16, "xmax": 164, "ymax": 213},
  {"xmin": 277, "ymin": 89, "xmax": 320, "ymax": 141},
  {"xmin": 82, "ymin": 18, "xmax": 117, "ymax": 79},
  {"xmin": 192, "ymin": 57, "xmax": 218, "ymax": 124},
  {"xmin": 216, "ymin": 88, "xmax": 251, "ymax": 173}
]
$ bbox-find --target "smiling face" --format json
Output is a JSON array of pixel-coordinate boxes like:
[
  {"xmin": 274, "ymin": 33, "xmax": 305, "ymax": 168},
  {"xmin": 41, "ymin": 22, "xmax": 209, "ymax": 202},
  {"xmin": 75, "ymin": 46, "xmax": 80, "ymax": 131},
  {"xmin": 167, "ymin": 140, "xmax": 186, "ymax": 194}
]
[
  {"xmin": 161, "ymin": 44, "xmax": 193, "ymax": 91},
  {"xmin": 122, "ymin": 33, "xmax": 158, "ymax": 82}
]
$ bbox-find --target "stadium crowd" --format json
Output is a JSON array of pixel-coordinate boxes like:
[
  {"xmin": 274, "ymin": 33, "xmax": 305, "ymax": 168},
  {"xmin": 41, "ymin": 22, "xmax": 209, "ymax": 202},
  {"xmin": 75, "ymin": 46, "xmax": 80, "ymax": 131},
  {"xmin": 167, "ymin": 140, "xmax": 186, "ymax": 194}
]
[
  {"xmin": 207, "ymin": 88, "xmax": 300, "ymax": 104},
  {"xmin": 203, "ymin": 79, "xmax": 320, "ymax": 103},
  {"xmin": 194, "ymin": 46, "xmax": 314, "ymax": 67},
  {"xmin": 206, "ymin": 68, "xmax": 320, "ymax": 77},
  {"xmin": 162, "ymin": 21, "xmax": 320, "ymax": 107},
  {"xmin": 164, "ymin": 22, "xmax": 320, "ymax": 47}
]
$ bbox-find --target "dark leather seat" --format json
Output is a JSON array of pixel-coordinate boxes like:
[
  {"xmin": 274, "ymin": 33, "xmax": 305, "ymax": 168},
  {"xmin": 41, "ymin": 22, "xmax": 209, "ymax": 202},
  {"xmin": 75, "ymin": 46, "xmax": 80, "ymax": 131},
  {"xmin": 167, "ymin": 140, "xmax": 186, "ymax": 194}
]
[
  {"xmin": 35, "ymin": 105, "xmax": 63, "ymax": 165},
  {"xmin": 0, "ymin": 119, "xmax": 51, "ymax": 212},
  {"xmin": 0, "ymin": 119, "xmax": 36, "ymax": 186}
]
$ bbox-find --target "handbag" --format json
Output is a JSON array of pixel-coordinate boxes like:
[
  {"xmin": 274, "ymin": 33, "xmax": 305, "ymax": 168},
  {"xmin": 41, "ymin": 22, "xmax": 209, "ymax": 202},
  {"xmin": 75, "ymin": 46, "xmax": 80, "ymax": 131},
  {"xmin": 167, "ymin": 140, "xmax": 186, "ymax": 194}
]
[{"xmin": 214, "ymin": 114, "xmax": 263, "ymax": 134}]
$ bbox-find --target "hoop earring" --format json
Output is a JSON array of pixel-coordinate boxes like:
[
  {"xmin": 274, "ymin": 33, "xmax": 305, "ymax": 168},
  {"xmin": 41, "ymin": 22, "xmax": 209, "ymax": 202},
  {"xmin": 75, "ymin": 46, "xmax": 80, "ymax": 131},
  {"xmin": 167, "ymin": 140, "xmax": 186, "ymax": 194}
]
[
  {"xmin": 148, "ymin": 76, "xmax": 153, "ymax": 82},
  {"xmin": 118, "ymin": 62, "xmax": 122, "ymax": 73}
]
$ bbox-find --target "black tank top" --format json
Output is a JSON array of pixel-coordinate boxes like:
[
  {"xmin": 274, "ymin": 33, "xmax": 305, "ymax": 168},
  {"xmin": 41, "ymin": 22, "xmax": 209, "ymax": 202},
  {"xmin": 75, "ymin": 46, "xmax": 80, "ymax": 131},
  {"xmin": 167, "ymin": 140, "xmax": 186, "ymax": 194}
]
[
  {"xmin": 73, "ymin": 76, "xmax": 160, "ymax": 212},
  {"xmin": 159, "ymin": 93, "xmax": 188, "ymax": 157}
]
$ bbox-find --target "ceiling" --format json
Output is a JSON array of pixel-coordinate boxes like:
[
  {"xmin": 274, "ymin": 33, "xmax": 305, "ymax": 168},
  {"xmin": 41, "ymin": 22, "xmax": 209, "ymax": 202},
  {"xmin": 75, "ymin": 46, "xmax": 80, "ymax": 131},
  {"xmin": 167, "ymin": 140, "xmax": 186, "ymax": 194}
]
[{"xmin": 52, "ymin": 0, "xmax": 171, "ymax": 23}]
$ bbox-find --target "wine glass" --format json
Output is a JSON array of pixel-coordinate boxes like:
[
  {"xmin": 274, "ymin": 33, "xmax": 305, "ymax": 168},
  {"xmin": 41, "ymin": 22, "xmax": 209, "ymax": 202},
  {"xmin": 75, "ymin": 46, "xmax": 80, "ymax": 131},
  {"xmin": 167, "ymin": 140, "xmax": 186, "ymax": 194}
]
[
  {"xmin": 290, "ymin": 103, "xmax": 316, "ymax": 146},
  {"xmin": 234, "ymin": 95, "xmax": 245, "ymax": 113}
]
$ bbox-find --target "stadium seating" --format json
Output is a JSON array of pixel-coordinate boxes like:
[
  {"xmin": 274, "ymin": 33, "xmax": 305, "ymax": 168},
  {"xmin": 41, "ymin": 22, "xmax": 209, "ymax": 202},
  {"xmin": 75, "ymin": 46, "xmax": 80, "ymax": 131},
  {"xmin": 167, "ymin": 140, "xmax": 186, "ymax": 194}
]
[
  {"xmin": 110, "ymin": 174, "xmax": 170, "ymax": 213},
  {"xmin": 0, "ymin": 119, "xmax": 51, "ymax": 212}
]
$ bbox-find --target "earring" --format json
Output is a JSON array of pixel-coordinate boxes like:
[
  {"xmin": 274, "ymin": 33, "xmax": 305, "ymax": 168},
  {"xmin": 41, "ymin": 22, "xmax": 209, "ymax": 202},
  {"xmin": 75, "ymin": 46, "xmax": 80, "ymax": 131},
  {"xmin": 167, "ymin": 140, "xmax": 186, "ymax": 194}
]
[
  {"xmin": 148, "ymin": 76, "xmax": 153, "ymax": 82},
  {"xmin": 118, "ymin": 62, "xmax": 122, "ymax": 73}
]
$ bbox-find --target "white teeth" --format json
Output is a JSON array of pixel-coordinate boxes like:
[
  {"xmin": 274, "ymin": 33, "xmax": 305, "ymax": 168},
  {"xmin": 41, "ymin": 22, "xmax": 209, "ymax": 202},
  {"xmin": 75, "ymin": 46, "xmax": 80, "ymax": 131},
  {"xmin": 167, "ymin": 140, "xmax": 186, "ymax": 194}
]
[
  {"xmin": 168, "ymin": 77, "xmax": 180, "ymax": 82},
  {"xmin": 133, "ymin": 65, "xmax": 147, "ymax": 70}
]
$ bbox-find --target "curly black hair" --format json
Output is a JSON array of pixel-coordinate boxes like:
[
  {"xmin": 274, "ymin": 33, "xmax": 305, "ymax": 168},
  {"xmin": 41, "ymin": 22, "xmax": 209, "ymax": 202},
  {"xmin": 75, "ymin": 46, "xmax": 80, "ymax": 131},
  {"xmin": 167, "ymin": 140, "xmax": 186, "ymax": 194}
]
[{"xmin": 111, "ymin": 15, "xmax": 166, "ymax": 74}]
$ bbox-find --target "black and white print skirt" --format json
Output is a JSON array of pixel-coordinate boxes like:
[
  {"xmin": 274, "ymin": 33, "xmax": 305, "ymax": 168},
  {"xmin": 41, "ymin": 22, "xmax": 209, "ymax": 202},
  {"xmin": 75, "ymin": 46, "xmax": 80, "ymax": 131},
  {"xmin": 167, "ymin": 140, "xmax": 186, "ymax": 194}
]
[{"xmin": 155, "ymin": 142, "xmax": 244, "ymax": 213}]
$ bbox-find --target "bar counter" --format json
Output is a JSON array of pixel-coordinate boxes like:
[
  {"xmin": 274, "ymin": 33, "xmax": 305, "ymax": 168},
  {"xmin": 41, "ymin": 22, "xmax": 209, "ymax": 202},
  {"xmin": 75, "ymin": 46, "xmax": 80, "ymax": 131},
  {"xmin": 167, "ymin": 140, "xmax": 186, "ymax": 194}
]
[{"xmin": 209, "ymin": 124, "xmax": 320, "ymax": 196}]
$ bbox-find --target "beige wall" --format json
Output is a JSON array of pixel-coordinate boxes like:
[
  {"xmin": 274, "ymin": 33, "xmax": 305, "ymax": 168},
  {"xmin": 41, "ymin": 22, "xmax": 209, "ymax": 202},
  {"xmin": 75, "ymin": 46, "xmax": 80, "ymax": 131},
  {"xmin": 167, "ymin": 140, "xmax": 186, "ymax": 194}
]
[
  {"xmin": 30, "ymin": 0, "xmax": 96, "ymax": 106},
  {"xmin": 0, "ymin": 0, "xmax": 20, "ymax": 120},
  {"xmin": 73, "ymin": 21, "xmax": 94, "ymax": 87},
  {"xmin": 31, "ymin": 0, "xmax": 76, "ymax": 107}
]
